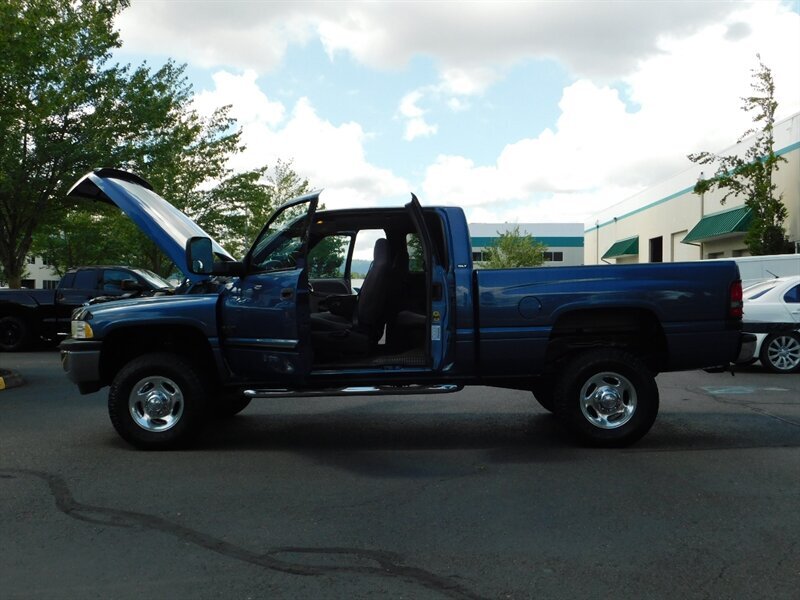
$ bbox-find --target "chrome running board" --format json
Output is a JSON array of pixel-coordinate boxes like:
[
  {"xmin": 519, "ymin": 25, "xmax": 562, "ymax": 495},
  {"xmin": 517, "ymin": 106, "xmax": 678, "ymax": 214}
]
[{"xmin": 244, "ymin": 383, "xmax": 462, "ymax": 398}]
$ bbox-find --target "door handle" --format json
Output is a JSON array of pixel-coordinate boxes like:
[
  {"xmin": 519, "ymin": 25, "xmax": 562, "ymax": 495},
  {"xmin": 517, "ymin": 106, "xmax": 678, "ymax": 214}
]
[{"xmin": 281, "ymin": 288, "xmax": 294, "ymax": 300}]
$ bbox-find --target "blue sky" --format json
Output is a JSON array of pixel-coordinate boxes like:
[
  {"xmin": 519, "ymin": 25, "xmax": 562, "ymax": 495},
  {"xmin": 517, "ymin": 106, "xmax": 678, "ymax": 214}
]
[{"xmin": 114, "ymin": 1, "xmax": 800, "ymax": 226}]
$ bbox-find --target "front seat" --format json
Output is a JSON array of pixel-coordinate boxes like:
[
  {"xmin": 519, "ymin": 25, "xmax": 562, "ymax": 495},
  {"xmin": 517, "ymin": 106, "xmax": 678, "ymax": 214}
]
[{"xmin": 311, "ymin": 238, "xmax": 391, "ymax": 357}]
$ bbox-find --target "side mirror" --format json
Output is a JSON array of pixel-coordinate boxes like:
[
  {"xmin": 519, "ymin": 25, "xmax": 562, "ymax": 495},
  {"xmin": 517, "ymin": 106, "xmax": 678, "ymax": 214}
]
[{"xmin": 186, "ymin": 236, "xmax": 214, "ymax": 274}]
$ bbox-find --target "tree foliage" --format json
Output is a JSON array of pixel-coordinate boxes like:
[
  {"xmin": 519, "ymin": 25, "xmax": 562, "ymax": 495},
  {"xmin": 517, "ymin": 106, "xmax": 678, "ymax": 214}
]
[
  {"xmin": 4, "ymin": 0, "xmax": 313, "ymax": 281},
  {"xmin": 0, "ymin": 0, "xmax": 173, "ymax": 286},
  {"xmin": 483, "ymin": 226, "xmax": 546, "ymax": 268},
  {"xmin": 688, "ymin": 56, "xmax": 793, "ymax": 256}
]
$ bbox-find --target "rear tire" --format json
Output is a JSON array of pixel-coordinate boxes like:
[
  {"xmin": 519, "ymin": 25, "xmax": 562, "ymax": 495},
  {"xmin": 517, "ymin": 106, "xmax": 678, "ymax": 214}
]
[
  {"xmin": 552, "ymin": 349, "xmax": 659, "ymax": 447},
  {"xmin": 108, "ymin": 352, "xmax": 208, "ymax": 450},
  {"xmin": 0, "ymin": 316, "xmax": 31, "ymax": 352},
  {"xmin": 759, "ymin": 332, "xmax": 800, "ymax": 374}
]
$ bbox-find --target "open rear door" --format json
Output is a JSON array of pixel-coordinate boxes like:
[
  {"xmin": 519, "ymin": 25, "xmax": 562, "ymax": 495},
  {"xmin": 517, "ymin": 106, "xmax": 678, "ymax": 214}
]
[{"xmin": 405, "ymin": 195, "xmax": 453, "ymax": 371}]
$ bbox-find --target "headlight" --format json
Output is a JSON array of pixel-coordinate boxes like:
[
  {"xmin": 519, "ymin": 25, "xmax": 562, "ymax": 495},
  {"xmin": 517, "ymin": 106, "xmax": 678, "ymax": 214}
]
[{"xmin": 71, "ymin": 321, "xmax": 94, "ymax": 339}]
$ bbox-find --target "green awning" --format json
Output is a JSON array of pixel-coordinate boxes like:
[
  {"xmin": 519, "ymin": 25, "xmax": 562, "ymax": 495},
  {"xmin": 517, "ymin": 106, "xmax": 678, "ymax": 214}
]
[
  {"xmin": 682, "ymin": 206, "xmax": 752, "ymax": 243},
  {"xmin": 602, "ymin": 236, "xmax": 639, "ymax": 259}
]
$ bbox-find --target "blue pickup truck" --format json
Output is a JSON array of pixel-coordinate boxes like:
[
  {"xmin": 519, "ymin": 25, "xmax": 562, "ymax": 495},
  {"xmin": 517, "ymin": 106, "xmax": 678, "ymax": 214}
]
[{"xmin": 60, "ymin": 169, "xmax": 754, "ymax": 450}]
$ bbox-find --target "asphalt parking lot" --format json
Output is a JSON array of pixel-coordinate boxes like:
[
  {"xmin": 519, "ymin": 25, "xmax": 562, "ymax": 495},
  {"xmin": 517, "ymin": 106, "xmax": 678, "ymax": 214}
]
[{"xmin": 1, "ymin": 350, "xmax": 798, "ymax": 600}]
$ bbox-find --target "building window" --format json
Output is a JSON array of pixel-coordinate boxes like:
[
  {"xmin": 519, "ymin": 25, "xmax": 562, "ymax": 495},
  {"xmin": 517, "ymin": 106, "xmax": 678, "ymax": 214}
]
[
  {"xmin": 42, "ymin": 279, "xmax": 59, "ymax": 290},
  {"xmin": 27, "ymin": 255, "xmax": 36, "ymax": 264},
  {"xmin": 649, "ymin": 236, "xmax": 663, "ymax": 263},
  {"xmin": 21, "ymin": 279, "xmax": 35, "ymax": 288},
  {"xmin": 472, "ymin": 251, "xmax": 486, "ymax": 262},
  {"xmin": 732, "ymin": 249, "xmax": 748, "ymax": 257},
  {"xmin": 543, "ymin": 251, "xmax": 563, "ymax": 262},
  {"xmin": 707, "ymin": 251, "xmax": 725, "ymax": 259}
]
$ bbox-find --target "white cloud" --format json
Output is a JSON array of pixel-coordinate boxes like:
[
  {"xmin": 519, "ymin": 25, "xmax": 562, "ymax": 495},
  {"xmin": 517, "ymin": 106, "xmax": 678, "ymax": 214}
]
[
  {"xmin": 192, "ymin": 70, "xmax": 284, "ymax": 127},
  {"xmin": 398, "ymin": 91, "xmax": 438, "ymax": 141},
  {"xmin": 117, "ymin": 1, "xmax": 738, "ymax": 79},
  {"xmin": 117, "ymin": 1, "xmax": 800, "ymax": 225},
  {"xmin": 421, "ymin": 2, "xmax": 800, "ymax": 225},
  {"xmin": 193, "ymin": 72, "xmax": 410, "ymax": 210}
]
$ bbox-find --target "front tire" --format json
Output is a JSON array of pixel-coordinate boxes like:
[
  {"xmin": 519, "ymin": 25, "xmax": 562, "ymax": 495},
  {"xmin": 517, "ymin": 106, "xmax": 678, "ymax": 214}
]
[
  {"xmin": 108, "ymin": 352, "xmax": 208, "ymax": 450},
  {"xmin": 552, "ymin": 349, "xmax": 659, "ymax": 447},
  {"xmin": 759, "ymin": 332, "xmax": 800, "ymax": 374}
]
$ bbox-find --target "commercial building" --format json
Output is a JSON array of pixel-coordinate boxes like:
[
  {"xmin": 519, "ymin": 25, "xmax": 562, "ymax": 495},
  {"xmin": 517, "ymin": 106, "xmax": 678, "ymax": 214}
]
[
  {"xmin": 585, "ymin": 111, "xmax": 800, "ymax": 265},
  {"xmin": 0, "ymin": 255, "xmax": 60, "ymax": 289},
  {"xmin": 469, "ymin": 222, "xmax": 584, "ymax": 267}
]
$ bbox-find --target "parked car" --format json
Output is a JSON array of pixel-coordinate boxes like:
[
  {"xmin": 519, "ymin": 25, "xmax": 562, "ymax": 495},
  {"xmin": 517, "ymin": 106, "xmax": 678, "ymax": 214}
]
[
  {"xmin": 0, "ymin": 266, "xmax": 174, "ymax": 351},
  {"xmin": 742, "ymin": 275, "xmax": 800, "ymax": 373},
  {"xmin": 61, "ymin": 169, "xmax": 754, "ymax": 450}
]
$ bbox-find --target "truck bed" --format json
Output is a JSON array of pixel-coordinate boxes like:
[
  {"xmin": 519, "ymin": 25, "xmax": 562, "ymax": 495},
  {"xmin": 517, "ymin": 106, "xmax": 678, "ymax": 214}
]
[{"xmin": 475, "ymin": 261, "xmax": 742, "ymax": 376}]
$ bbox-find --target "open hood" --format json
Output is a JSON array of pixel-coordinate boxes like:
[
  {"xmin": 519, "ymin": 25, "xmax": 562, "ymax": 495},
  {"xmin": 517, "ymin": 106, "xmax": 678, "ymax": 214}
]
[{"xmin": 68, "ymin": 169, "xmax": 235, "ymax": 282}]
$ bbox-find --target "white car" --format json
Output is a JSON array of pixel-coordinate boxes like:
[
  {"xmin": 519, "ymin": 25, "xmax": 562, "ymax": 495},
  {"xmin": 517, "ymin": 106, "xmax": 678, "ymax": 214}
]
[{"xmin": 742, "ymin": 275, "xmax": 800, "ymax": 373}]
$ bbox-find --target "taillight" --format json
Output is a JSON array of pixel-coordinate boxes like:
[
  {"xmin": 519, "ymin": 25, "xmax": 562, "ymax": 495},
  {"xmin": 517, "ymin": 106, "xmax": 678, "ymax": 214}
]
[{"xmin": 729, "ymin": 280, "xmax": 743, "ymax": 319}]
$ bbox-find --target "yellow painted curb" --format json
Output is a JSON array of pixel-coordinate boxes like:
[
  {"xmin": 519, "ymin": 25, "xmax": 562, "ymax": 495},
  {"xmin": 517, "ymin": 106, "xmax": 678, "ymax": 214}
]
[{"xmin": 0, "ymin": 369, "xmax": 23, "ymax": 390}]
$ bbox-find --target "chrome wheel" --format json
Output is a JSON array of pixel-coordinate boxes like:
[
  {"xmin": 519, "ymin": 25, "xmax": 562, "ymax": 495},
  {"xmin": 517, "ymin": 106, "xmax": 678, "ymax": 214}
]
[
  {"xmin": 128, "ymin": 375, "xmax": 184, "ymax": 432},
  {"xmin": 765, "ymin": 334, "xmax": 800, "ymax": 372},
  {"xmin": 579, "ymin": 371, "xmax": 637, "ymax": 429}
]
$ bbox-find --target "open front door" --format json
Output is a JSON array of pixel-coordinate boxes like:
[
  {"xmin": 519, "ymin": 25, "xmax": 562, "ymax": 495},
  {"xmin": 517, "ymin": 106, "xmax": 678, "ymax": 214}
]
[
  {"xmin": 405, "ymin": 195, "xmax": 454, "ymax": 371},
  {"xmin": 220, "ymin": 192, "xmax": 319, "ymax": 382}
]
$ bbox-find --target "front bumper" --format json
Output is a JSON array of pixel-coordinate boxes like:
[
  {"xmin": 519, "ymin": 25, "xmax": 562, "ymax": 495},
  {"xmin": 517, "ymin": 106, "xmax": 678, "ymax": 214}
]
[{"xmin": 60, "ymin": 339, "xmax": 103, "ymax": 394}]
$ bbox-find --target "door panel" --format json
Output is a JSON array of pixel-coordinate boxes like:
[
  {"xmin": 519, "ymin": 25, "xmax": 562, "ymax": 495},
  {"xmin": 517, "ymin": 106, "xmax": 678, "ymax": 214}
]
[
  {"xmin": 221, "ymin": 267, "xmax": 311, "ymax": 379},
  {"xmin": 221, "ymin": 192, "xmax": 319, "ymax": 382}
]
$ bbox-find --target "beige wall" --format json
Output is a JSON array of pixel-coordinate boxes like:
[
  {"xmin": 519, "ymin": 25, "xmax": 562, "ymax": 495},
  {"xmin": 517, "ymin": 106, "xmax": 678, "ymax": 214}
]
[{"xmin": 586, "ymin": 112, "xmax": 800, "ymax": 264}]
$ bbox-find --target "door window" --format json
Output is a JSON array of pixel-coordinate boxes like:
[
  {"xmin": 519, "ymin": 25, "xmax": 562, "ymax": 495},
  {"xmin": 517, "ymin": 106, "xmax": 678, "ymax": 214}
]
[
  {"xmin": 308, "ymin": 235, "xmax": 352, "ymax": 279},
  {"xmin": 103, "ymin": 269, "xmax": 134, "ymax": 292},
  {"xmin": 406, "ymin": 233, "xmax": 425, "ymax": 272},
  {"xmin": 72, "ymin": 270, "xmax": 98, "ymax": 290},
  {"xmin": 784, "ymin": 284, "xmax": 800, "ymax": 304},
  {"xmin": 249, "ymin": 203, "xmax": 314, "ymax": 272}
]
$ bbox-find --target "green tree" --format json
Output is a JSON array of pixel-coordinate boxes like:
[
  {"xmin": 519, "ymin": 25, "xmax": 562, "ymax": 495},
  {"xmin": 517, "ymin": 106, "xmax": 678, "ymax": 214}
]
[
  {"xmin": 205, "ymin": 159, "xmax": 311, "ymax": 258},
  {"xmin": 308, "ymin": 235, "xmax": 347, "ymax": 279},
  {"xmin": 30, "ymin": 204, "xmax": 140, "ymax": 276},
  {"xmin": 0, "ymin": 0, "xmax": 216, "ymax": 286},
  {"xmin": 29, "ymin": 57, "xmax": 251, "ymax": 277},
  {"xmin": 484, "ymin": 226, "xmax": 546, "ymax": 268},
  {"xmin": 688, "ymin": 56, "xmax": 793, "ymax": 256}
]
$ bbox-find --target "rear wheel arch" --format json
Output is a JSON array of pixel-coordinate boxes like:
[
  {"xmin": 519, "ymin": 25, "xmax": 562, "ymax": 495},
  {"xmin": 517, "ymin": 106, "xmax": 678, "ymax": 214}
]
[{"xmin": 545, "ymin": 307, "xmax": 667, "ymax": 373}]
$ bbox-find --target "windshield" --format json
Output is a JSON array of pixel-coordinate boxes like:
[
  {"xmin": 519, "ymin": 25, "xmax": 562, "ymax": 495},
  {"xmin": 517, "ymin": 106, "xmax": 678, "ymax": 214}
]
[{"xmin": 133, "ymin": 268, "xmax": 173, "ymax": 290}]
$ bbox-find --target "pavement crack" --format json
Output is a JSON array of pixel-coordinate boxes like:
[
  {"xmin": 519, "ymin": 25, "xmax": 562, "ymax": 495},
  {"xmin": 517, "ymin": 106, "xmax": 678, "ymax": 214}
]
[{"xmin": 1, "ymin": 468, "xmax": 487, "ymax": 600}]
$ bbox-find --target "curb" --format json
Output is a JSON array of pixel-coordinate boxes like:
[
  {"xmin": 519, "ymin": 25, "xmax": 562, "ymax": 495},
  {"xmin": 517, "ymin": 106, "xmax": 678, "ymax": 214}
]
[{"xmin": 0, "ymin": 369, "xmax": 24, "ymax": 390}]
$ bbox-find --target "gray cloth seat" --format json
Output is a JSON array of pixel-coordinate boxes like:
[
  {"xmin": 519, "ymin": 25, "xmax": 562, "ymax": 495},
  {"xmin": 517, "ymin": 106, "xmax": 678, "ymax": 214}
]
[{"xmin": 311, "ymin": 238, "xmax": 392, "ymax": 356}]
